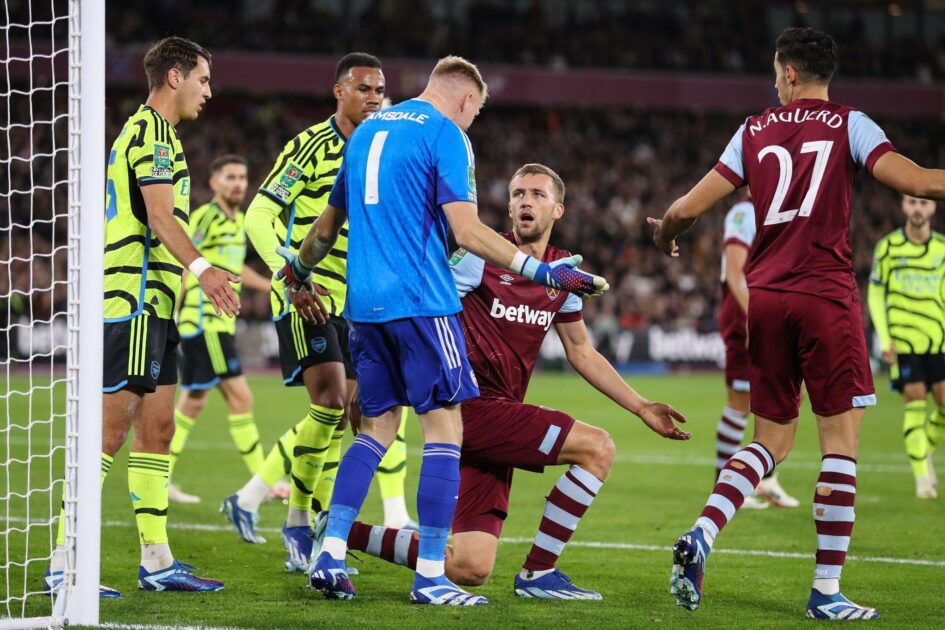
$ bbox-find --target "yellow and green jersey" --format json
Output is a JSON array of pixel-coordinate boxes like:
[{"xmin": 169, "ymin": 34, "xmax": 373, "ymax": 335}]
[
  {"xmin": 104, "ymin": 104, "xmax": 190, "ymax": 321},
  {"xmin": 244, "ymin": 115, "xmax": 348, "ymax": 319},
  {"xmin": 868, "ymin": 228, "xmax": 945, "ymax": 354},
  {"xmin": 178, "ymin": 201, "xmax": 247, "ymax": 336}
]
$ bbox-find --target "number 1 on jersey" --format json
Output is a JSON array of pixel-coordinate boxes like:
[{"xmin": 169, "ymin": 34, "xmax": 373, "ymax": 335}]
[
  {"xmin": 759, "ymin": 140, "xmax": 834, "ymax": 226},
  {"xmin": 365, "ymin": 130, "xmax": 389, "ymax": 205}
]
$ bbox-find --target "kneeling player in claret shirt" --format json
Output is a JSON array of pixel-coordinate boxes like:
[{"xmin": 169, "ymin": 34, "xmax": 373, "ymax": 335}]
[{"xmin": 313, "ymin": 163, "xmax": 690, "ymax": 600}]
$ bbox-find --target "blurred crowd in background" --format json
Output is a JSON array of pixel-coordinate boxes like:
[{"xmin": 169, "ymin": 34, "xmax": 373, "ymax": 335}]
[{"xmin": 106, "ymin": 0, "xmax": 945, "ymax": 81}]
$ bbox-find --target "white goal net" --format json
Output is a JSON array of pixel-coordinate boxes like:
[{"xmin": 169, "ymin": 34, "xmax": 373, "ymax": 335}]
[{"xmin": 1, "ymin": 1, "xmax": 102, "ymax": 627}]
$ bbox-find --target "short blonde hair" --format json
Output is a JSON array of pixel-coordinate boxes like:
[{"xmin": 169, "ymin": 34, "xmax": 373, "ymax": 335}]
[
  {"xmin": 509, "ymin": 163, "xmax": 566, "ymax": 203},
  {"xmin": 431, "ymin": 55, "xmax": 489, "ymax": 103}
]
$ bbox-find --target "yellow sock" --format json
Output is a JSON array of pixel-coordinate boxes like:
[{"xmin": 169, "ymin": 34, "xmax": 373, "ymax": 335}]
[
  {"xmin": 169, "ymin": 409, "xmax": 195, "ymax": 479},
  {"xmin": 228, "ymin": 412, "xmax": 264, "ymax": 474},
  {"xmin": 258, "ymin": 419, "xmax": 303, "ymax": 488},
  {"xmin": 904, "ymin": 400, "xmax": 930, "ymax": 479},
  {"xmin": 311, "ymin": 429, "xmax": 344, "ymax": 513},
  {"xmin": 128, "ymin": 452, "xmax": 170, "ymax": 545},
  {"xmin": 929, "ymin": 407, "xmax": 945, "ymax": 455},
  {"xmin": 377, "ymin": 407, "xmax": 408, "ymax": 501},
  {"xmin": 288, "ymin": 405, "xmax": 343, "ymax": 512},
  {"xmin": 56, "ymin": 453, "xmax": 112, "ymax": 547}
]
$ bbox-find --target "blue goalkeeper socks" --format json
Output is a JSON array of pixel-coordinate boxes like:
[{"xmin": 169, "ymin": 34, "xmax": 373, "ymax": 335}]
[
  {"xmin": 322, "ymin": 434, "xmax": 387, "ymax": 560},
  {"xmin": 415, "ymin": 443, "xmax": 461, "ymax": 578}
]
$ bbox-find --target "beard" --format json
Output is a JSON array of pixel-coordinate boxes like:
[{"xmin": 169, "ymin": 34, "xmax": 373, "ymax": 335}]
[
  {"xmin": 513, "ymin": 223, "xmax": 544, "ymax": 244},
  {"xmin": 909, "ymin": 214, "xmax": 930, "ymax": 227},
  {"xmin": 223, "ymin": 192, "xmax": 244, "ymax": 208}
]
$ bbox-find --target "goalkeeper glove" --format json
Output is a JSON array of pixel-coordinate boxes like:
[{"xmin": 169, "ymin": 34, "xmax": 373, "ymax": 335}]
[
  {"xmin": 275, "ymin": 246, "xmax": 313, "ymax": 291},
  {"xmin": 516, "ymin": 254, "xmax": 609, "ymax": 297}
]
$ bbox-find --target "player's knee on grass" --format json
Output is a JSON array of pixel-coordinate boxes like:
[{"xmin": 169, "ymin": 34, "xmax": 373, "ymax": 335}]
[{"xmin": 447, "ymin": 549, "xmax": 494, "ymax": 586}]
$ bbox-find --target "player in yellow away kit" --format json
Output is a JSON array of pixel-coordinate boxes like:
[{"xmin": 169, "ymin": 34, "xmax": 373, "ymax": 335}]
[
  {"xmin": 869, "ymin": 194, "xmax": 945, "ymax": 499},
  {"xmin": 168, "ymin": 154, "xmax": 272, "ymax": 504},
  {"xmin": 221, "ymin": 53, "xmax": 413, "ymax": 571},
  {"xmin": 47, "ymin": 36, "xmax": 239, "ymax": 597}
]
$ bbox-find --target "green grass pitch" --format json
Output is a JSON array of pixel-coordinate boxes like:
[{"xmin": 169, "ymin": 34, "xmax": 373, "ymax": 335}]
[{"xmin": 3, "ymin": 371, "xmax": 944, "ymax": 628}]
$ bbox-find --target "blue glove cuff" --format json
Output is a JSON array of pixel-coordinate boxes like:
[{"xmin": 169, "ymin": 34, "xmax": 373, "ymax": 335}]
[{"xmin": 516, "ymin": 254, "xmax": 543, "ymax": 281}]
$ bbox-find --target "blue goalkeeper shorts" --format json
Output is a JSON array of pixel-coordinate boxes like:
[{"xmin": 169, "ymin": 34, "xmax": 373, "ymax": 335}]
[{"xmin": 349, "ymin": 315, "xmax": 479, "ymax": 417}]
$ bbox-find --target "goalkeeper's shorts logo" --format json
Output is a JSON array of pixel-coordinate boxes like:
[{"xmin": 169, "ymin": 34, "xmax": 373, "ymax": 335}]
[
  {"xmin": 150, "ymin": 361, "xmax": 161, "ymax": 380},
  {"xmin": 311, "ymin": 337, "xmax": 327, "ymax": 354}
]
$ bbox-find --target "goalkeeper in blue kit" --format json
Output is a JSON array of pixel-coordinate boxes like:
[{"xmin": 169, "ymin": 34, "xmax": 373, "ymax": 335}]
[{"xmin": 279, "ymin": 56, "xmax": 608, "ymax": 606}]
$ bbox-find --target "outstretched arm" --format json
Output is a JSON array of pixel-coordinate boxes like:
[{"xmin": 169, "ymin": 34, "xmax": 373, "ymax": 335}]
[
  {"xmin": 444, "ymin": 200, "xmax": 608, "ymax": 297},
  {"xmin": 648, "ymin": 169, "xmax": 736, "ymax": 257},
  {"xmin": 555, "ymin": 319, "xmax": 690, "ymax": 440},
  {"xmin": 871, "ymin": 152, "xmax": 945, "ymax": 200}
]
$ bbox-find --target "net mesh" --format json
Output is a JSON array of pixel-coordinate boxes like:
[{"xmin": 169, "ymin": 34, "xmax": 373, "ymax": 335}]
[{"xmin": 1, "ymin": 0, "xmax": 74, "ymax": 623}]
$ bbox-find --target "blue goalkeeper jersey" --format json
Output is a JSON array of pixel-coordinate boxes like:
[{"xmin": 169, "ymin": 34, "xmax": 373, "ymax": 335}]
[{"xmin": 328, "ymin": 98, "xmax": 478, "ymax": 323}]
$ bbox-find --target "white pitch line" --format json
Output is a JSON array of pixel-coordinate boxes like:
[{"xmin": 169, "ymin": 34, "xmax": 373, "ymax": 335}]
[
  {"xmin": 3, "ymin": 517, "xmax": 942, "ymax": 569},
  {"xmin": 497, "ymin": 537, "xmax": 945, "ymax": 568},
  {"xmin": 613, "ymin": 452, "xmax": 911, "ymax": 474}
]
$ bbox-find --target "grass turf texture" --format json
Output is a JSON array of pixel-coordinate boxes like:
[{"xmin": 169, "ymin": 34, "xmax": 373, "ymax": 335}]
[{"xmin": 3, "ymin": 372, "xmax": 944, "ymax": 628}]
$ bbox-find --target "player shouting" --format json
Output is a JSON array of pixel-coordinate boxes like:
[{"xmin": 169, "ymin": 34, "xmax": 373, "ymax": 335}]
[
  {"xmin": 314, "ymin": 163, "xmax": 689, "ymax": 600},
  {"xmin": 282, "ymin": 57, "xmax": 607, "ymax": 605}
]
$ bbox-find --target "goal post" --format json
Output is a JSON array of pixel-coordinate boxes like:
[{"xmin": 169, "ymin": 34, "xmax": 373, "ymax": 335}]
[
  {"xmin": 62, "ymin": 0, "xmax": 104, "ymax": 624},
  {"xmin": 0, "ymin": 0, "xmax": 103, "ymax": 627}
]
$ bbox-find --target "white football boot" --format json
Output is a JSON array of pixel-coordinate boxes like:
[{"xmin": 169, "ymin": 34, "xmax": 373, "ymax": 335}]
[{"xmin": 756, "ymin": 473, "xmax": 800, "ymax": 508}]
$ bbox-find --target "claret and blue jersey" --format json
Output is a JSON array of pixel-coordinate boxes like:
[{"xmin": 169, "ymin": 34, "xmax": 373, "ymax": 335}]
[{"xmin": 328, "ymin": 98, "xmax": 478, "ymax": 323}]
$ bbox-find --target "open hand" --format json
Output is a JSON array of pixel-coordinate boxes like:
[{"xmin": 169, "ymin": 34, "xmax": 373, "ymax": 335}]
[
  {"xmin": 198, "ymin": 267, "xmax": 241, "ymax": 317},
  {"xmin": 637, "ymin": 401, "xmax": 690, "ymax": 440}
]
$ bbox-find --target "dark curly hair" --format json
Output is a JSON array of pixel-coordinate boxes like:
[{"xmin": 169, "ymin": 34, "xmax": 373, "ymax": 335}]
[{"xmin": 775, "ymin": 27, "xmax": 838, "ymax": 84}]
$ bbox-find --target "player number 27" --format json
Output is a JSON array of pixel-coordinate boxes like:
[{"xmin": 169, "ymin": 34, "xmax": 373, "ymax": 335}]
[
  {"xmin": 364, "ymin": 131, "xmax": 389, "ymax": 205},
  {"xmin": 758, "ymin": 140, "xmax": 834, "ymax": 226}
]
